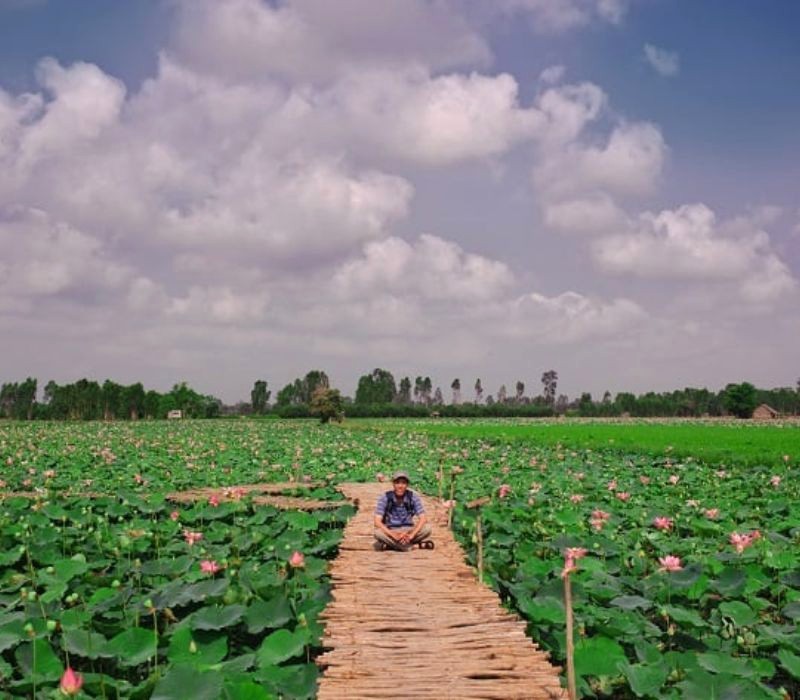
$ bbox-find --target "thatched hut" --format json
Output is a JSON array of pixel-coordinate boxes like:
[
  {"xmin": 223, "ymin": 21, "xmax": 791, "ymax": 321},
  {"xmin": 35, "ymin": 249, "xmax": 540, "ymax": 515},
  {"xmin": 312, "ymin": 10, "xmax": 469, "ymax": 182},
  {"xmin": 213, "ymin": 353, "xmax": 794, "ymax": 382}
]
[{"xmin": 752, "ymin": 404, "xmax": 779, "ymax": 420}]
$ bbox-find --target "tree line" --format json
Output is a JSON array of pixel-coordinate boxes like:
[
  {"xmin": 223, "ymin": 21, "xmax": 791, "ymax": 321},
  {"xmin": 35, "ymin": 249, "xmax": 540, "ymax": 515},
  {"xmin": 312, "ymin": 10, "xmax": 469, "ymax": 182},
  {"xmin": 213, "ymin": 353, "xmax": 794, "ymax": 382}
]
[{"xmin": 1, "ymin": 370, "xmax": 798, "ymax": 421}]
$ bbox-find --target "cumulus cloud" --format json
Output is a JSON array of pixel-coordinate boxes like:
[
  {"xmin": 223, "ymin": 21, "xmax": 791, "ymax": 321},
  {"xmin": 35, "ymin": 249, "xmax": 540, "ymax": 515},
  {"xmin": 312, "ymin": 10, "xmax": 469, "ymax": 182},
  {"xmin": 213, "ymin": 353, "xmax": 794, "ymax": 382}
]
[
  {"xmin": 0, "ymin": 207, "xmax": 133, "ymax": 306},
  {"xmin": 644, "ymin": 43, "xmax": 680, "ymax": 77},
  {"xmin": 170, "ymin": 0, "xmax": 491, "ymax": 85},
  {"xmin": 532, "ymin": 84, "xmax": 667, "ymax": 234},
  {"xmin": 594, "ymin": 203, "xmax": 797, "ymax": 303},
  {"xmin": 333, "ymin": 234, "xmax": 514, "ymax": 302}
]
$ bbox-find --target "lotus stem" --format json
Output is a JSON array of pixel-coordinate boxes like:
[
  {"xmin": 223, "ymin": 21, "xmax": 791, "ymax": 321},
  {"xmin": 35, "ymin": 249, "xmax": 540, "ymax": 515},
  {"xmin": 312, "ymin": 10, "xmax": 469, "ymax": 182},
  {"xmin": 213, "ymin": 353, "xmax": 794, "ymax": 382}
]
[{"xmin": 564, "ymin": 573, "xmax": 577, "ymax": 700}]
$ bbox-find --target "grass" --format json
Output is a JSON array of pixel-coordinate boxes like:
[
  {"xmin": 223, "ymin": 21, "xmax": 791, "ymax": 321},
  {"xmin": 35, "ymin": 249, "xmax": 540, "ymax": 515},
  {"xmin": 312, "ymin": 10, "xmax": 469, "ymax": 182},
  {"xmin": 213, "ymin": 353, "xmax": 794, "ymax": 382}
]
[{"xmin": 343, "ymin": 418, "xmax": 800, "ymax": 467}]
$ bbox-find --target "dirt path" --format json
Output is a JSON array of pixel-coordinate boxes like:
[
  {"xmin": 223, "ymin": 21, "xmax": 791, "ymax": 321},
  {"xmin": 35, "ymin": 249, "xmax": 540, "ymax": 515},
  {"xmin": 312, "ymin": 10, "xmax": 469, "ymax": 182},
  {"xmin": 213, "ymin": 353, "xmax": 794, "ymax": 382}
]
[{"xmin": 316, "ymin": 483, "xmax": 566, "ymax": 700}]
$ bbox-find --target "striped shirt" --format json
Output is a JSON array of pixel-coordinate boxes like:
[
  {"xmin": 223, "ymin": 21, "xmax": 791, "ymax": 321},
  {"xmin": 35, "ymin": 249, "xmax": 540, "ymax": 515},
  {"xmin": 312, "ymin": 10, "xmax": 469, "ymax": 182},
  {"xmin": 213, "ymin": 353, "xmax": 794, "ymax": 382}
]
[{"xmin": 375, "ymin": 490, "xmax": 425, "ymax": 528}]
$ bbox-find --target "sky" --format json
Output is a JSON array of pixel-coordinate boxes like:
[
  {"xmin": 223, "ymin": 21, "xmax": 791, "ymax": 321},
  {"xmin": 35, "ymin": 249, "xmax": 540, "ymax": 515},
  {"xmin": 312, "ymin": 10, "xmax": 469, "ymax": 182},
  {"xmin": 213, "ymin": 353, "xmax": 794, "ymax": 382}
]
[{"xmin": 1, "ymin": 0, "xmax": 798, "ymax": 403}]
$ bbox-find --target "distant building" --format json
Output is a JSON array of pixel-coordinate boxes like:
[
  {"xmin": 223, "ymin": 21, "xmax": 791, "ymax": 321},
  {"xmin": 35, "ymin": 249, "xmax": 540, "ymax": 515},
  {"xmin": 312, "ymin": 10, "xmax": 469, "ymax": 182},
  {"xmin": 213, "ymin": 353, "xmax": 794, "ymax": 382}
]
[
  {"xmin": 167, "ymin": 409, "xmax": 183, "ymax": 420},
  {"xmin": 752, "ymin": 404, "xmax": 779, "ymax": 420}
]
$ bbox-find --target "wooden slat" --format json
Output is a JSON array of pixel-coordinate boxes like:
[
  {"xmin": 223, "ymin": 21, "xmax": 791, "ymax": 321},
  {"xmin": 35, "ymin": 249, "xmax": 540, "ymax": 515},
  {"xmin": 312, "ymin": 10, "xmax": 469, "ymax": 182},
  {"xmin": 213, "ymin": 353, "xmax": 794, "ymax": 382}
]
[{"xmin": 316, "ymin": 483, "xmax": 566, "ymax": 700}]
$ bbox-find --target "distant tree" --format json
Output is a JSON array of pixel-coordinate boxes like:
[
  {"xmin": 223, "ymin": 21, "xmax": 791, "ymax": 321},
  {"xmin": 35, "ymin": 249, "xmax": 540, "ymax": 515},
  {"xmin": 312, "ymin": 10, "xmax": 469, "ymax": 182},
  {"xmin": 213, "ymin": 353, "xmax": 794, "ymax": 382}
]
[
  {"xmin": 276, "ymin": 370, "xmax": 329, "ymax": 407},
  {"xmin": 121, "ymin": 383, "xmax": 145, "ymax": 420},
  {"xmin": 602, "ymin": 390, "xmax": 612, "ymax": 405},
  {"xmin": 541, "ymin": 370, "xmax": 558, "ymax": 406},
  {"xmin": 0, "ymin": 382, "xmax": 17, "ymax": 418},
  {"xmin": 450, "ymin": 378, "xmax": 461, "ymax": 405},
  {"xmin": 251, "ymin": 380, "xmax": 271, "ymax": 415},
  {"xmin": 578, "ymin": 392, "xmax": 594, "ymax": 416},
  {"xmin": 485, "ymin": 394, "xmax": 495, "ymax": 406},
  {"xmin": 555, "ymin": 394, "xmax": 569, "ymax": 413},
  {"xmin": 474, "ymin": 378, "xmax": 483, "ymax": 404},
  {"xmin": 413, "ymin": 376, "xmax": 422, "ymax": 404},
  {"xmin": 398, "ymin": 376, "xmax": 412, "ymax": 404},
  {"xmin": 723, "ymin": 382, "xmax": 758, "ymax": 419},
  {"xmin": 497, "ymin": 384, "xmax": 507, "ymax": 403},
  {"xmin": 355, "ymin": 368, "xmax": 397, "ymax": 405},
  {"xmin": 514, "ymin": 381, "xmax": 525, "ymax": 403},
  {"xmin": 310, "ymin": 386, "xmax": 344, "ymax": 424},
  {"xmin": 144, "ymin": 390, "xmax": 161, "ymax": 419},
  {"xmin": 433, "ymin": 387, "xmax": 444, "ymax": 406},
  {"xmin": 101, "ymin": 380, "xmax": 123, "ymax": 420}
]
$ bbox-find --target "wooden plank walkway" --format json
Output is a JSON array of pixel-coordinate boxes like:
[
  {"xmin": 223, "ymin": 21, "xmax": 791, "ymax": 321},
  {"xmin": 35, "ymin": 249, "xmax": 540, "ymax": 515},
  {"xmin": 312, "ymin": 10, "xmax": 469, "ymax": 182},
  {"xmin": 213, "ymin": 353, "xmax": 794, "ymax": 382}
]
[{"xmin": 316, "ymin": 483, "xmax": 566, "ymax": 700}]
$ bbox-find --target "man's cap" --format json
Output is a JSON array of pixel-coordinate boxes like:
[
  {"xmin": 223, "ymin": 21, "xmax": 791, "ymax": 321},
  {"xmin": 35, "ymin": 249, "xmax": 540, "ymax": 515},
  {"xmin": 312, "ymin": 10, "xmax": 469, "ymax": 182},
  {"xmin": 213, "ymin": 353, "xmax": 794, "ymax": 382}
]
[{"xmin": 392, "ymin": 470, "xmax": 410, "ymax": 482}]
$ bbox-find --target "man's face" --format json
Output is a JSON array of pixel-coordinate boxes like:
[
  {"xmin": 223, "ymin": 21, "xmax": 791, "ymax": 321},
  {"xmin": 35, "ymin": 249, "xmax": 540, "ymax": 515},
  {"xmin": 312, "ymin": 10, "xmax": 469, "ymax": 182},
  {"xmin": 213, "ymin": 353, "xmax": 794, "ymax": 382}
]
[{"xmin": 393, "ymin": 478, "xmax": 408, "ymax": 496}]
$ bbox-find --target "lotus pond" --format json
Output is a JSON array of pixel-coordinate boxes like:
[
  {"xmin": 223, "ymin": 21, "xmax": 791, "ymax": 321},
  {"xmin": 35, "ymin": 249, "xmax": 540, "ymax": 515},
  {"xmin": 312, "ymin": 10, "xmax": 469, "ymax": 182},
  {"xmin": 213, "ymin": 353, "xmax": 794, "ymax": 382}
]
[{"xmin": 1, "ymin": 418, "xmax": 799, "ymax": 699}]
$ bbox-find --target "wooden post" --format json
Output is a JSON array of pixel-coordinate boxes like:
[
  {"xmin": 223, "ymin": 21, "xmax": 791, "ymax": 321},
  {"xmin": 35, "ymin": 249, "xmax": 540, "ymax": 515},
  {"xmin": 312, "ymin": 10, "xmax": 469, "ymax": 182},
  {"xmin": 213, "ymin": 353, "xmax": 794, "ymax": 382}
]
[
  {"xmin": 437, "ymin": 458, "xmax": 444, "ymax": 502},
  {"xmin": 564, "ymin": 574, "xmax": 577, "ymax": 700}
]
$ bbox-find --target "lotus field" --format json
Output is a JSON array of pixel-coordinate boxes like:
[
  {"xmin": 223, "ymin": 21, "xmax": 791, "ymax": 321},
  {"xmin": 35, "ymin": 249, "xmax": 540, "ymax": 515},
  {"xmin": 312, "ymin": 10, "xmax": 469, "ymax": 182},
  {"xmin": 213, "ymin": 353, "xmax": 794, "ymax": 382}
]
[{"xmin": 1, "ymin": 419, "xmax": 799, "ymax": 699}]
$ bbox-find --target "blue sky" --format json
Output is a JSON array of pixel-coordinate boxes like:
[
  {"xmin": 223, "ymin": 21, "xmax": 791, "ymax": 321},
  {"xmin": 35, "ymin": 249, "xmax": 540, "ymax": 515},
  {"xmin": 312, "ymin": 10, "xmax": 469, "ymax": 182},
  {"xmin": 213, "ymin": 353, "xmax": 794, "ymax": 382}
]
[{"xmin": 0, "ymin": 0, "xmax": 798, "ymax": 401}]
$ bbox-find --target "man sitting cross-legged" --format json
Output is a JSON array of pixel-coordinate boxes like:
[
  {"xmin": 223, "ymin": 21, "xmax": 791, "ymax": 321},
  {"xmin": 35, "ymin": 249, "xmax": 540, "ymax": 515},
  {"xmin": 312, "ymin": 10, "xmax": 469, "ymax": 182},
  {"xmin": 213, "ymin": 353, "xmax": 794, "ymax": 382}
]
[{"xmin": 374, "ymin": 471, "xmax": 432, "ymax": 551}]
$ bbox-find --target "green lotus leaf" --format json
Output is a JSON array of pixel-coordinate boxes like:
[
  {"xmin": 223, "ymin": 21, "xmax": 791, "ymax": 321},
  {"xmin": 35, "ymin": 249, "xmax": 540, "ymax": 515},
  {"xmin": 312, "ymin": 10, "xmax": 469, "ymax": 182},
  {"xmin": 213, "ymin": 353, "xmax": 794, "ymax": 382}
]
[
  {"xmin": 245, "ymin": 595, "xmax": 292, "ymax": 634},
  {"xmin": 106, "ymin": 627, "xmax": 158, "ymax": 666},
  {"xmin": 152, "ymin": 665, "xmax": 223, "ymax": 700},
  {"xmin": 256, "ymin": 628, "xmax": 308, "ymax": 667}
]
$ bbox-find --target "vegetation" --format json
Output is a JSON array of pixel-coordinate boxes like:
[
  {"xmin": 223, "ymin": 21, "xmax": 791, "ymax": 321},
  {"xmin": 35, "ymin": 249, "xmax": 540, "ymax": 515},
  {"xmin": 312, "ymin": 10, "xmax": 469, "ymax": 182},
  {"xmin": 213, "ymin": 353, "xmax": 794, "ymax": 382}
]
[
  {"xmin": 1, "ymin": 369, "xmax": 799, "ymax": 421},
  {"xmin": 0, "ymin": 418, "xmax": 797, "ymax": 698}
]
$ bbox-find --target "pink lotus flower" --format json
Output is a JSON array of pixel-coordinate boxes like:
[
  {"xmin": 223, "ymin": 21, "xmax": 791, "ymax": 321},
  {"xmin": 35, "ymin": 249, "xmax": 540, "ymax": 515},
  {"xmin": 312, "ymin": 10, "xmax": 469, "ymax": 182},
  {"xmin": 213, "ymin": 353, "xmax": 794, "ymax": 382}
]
[
  {"xmin": 658, "ymin": 555, "xmax": 683, "ymax": 572},
  {"xmin": 653, "ymin": 516, "xmax": 674, "ymax": 531},
  {"xmin": 289, "ymin": 551, "xmax": 305, "ymax": 568},
  {"xmin": 715, "ymin": 469, "xmax": 728, "ymax": 478},
  {"xmin": 770, "ymin": 475, "xmax": 781, "ymax": 487},
  {"xmin": 170, "ymin": 511, "xmax": 180, "ymax": 521},
  {"xmin": 592, "ymin": 509, "xmax": 611, "ymax": 522},
  {"xmin": 183, "ymin": 530, "xmax": 203, "ymax": 546},
  {"xmin": 704, "ymin": 508, "xmax": 720, "ymax": 520},
  {"xmin": 569, "ymin": 494, "xmax": 584, "ymax": 504},
  {"xmin": 561, "ymin": 547, "xmax": 588, "ymax": 578},
  {"xmin": 589, "ymin": 518, "xmax": 605, "ymax": 531},
  {"xmin": 441, "ymin": 499, "xmax": 456, "ymax": 511},
  {"xmin": 60, "ymin": 667, "xmax": 84, "ymax": 695},
  {"xmin": 668, "ymin": 475, "xmax": 680, "ymax": 485},
  {"xmin": 783, "ymin": 454, "xmax": 790, "ymax": 462},
  {"xmin": 686, "ymin": 499, "xmax": 700, "ymax": 508},
  {"xmin": 607, "ymin": 479, "xmax": 617, "ymax": 491},
  {"xmin": 639, "ymin": 476, "xmax": 651, "ymax": 485},
  {"xmin": 498, "ymin": 484, "xmax": 511, "ymax": 499},
  {"xmin": 208, "ymin": 494, "xmax": 220, "ymax": 507},
  {"xmin": 43, "ymin": 469, "xmax": 56, "ymax": 479},
  {"xmin": 616, "ymin": 491, "xmax": 631, "ymax": 502},
  {"xmin": 200, "ymin": 559, "xmax": 221, "ymax": 575},
  {"xmin": 730, "ymin": 531, "xmax": 760, "ymax": 554},
  {"xmin": 574, "ymin": 472, "xmax": 585, "ymax": 481}
]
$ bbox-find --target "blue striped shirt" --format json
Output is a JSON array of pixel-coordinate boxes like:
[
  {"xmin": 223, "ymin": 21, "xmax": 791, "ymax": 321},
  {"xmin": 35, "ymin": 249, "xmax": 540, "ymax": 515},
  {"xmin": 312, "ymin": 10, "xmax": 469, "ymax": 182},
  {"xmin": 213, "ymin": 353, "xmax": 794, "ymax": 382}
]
[{"xmin": 375, "ymin": 490, "xmax": 425, "ymax": 528}]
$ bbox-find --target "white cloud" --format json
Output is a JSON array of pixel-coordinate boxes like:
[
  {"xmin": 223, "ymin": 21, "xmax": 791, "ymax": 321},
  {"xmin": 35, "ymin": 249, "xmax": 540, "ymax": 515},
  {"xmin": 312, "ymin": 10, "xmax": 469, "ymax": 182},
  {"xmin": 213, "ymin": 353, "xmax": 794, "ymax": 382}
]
[
  {"xmin": 333, "ymin": 234, "xmax": 514, "ymax": 302},
  {"xmin": 594, "ymin": 203, "xmax": 797, "ymax": 303},
  {"xmin": 539, "ymin": 65, "xmax": 566, "ymax": 84},
  {"xmin": 500, "ymin": 0, "xmax": 630, "ymax": 32},
  {"xmin": 0, "ymin": 207, "xmax": 132, "ymax": 302},
  {"xmin": 170, "ymin": 0, "xmax": 491, "ymax": 85},
  {"xmin": 317, "ymin": 68, "xmax": 546, "ymax": 165},
  {"xmin": 644, "ymin": 43, "xmax": 680, "ymax": 77}
]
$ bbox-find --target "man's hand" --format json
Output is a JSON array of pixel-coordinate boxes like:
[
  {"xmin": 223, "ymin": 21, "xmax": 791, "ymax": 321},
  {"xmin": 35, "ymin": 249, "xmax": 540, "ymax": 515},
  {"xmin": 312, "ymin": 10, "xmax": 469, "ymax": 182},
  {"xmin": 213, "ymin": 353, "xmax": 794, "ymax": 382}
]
[{"xmin": 397, "ymin": 530, "xmax": 413, "ymax": 545}]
